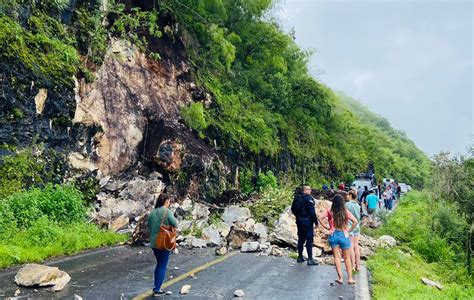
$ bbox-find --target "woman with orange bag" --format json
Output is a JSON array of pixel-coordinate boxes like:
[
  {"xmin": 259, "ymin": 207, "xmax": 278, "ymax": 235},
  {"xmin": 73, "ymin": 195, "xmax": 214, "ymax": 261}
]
[{"xmin": 148, "ymin": 194, "xmax": 178, "ymax": 297}]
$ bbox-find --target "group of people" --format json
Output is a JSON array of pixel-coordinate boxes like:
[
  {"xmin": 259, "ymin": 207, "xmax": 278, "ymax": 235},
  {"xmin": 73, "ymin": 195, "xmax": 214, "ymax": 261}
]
[
  {"xmin": 292, "ymin": 186, "xmax": 368, "ymax": 285},
  {"xmin": 147, "ymin": 182, "xmax": 400, "ymax": 295}
]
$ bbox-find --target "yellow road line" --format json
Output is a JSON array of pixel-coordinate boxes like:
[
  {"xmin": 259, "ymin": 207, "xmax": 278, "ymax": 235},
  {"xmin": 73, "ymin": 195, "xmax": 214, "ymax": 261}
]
[{"xmin": 133, "ymin": 251, "xmax": 238, "ymax": 300}]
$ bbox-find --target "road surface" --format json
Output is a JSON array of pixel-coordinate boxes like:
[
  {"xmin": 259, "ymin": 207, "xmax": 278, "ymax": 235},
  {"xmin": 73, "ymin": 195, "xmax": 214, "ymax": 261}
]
[{"xmin": 0, "ymin": 246, "xmax": 370, "ymax": 299}]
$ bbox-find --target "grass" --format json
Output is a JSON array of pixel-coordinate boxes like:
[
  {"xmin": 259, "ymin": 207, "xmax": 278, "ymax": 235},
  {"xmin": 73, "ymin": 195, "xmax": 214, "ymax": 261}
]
[
  {"xmin": 0, "ymin": 220, "xmax": 127, "ymax": 268},
  {"xmin": 366, "ymin": 191, "xmax": 473, "ymax": 299},
  {"xmin": 0, "ymin": 184, "xmax": 128, "ymax": 269},
  {"xmin": 367, "ymin": 247, "xmax": 474, "ymax": 299}
]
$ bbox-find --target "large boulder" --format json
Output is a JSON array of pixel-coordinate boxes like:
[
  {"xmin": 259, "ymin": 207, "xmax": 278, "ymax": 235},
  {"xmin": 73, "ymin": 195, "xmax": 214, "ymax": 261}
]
[
  {"xmin": 253, "ymin": 223, "xmax": 268, "ymax": 240},
  {"xmin": 202, "ymin": 226, "xmax": 222, "ymax": 246},
  {"xmin": 15, "ymin": 264, "xmax": 71, "ymax": 291},
  {"xmin": 269, "ymin": 200, "xmax": 331, "ymax": 251},
  {"xmin": 227, "ymin": 227, "xmax": 259, "ymax": 249},
  {"xmin": 222, "ymin": 206, "xmax": 251, "ymax": 225}
]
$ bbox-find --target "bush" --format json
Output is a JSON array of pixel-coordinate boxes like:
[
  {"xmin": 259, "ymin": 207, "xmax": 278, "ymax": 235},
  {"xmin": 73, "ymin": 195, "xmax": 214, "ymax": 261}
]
[
  {"xmin": 256, "ymin": 171, "xmax": 278, "ymax": 191},
  {"xmin": 0, "ymin": 184, "xmax": 126, "ymax": 268},
  {"xmin": 0, "ymin": 146, "xmax": 65, "ymax": 199},
  {"xmin": 367, "ymin": 190, "xmax": 473, "ymax": 298},
  {"xmin": 6, "ymin": 184, "xmax": 86, "ymax": 228},
  {"xmin": 248, "ymin": 187, "xmax": 292, "ymax": 227},
  {"xmin": 181, "ymin": 103, "xmax": 208, "ymax": 136}
]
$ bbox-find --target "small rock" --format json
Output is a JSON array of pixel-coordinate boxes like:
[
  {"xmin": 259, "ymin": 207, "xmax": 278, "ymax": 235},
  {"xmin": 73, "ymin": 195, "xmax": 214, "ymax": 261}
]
[
  {"xmin": 377, "ymin": 235, "xmax": 397, "ymax": 248},
  {"xmin": 421, "ymin": 277, "xmax": 444, "ymax": 290},
  {"xmin": 270, "ymin": 246, "xmax": 283, "ymax": 257},
  {"xmin": 234, "ymin": 289, "xmax": 245, "ymax": 297},
  {"xmin": 174, "ymin": 248, "xmax": 179, "ymax": 254},
  {"xmin": 244, "ymin": 218, "xmax": 256, "ymax": 231},
  {"xmin": 99, "ymin": 176, "xmax": 111, "ymax": 187},
  {"xmin": 174, "ymin": 267, "xmax": 179, "ymax": 270},
  {"xmin": 241, "ymin": 241, "xmax": 260, "ymax": 252},
  {"xmin": 191, "ymin": 238, "xmax": 207, "ymax": 248},
  {"xmin": 34, "ymin": 289, "xmax": 38, "ymax": 292},
  {"xmin": 338, "ymin": 296, "xmax": 344, "ymax": 300},
  {"xmin": 216, "ymin": 246, "xmax": 228, "ymax": 256},
  {"xmin": 180, "ymin": 284, "xmax": 192, "ymax": 294},
  {"xmin": 108, "ymin": 214, "xmax": 129, "ymax": 232},
  {"xmin": 15, "ymin": 289, "xmax": 20, "ymax": 296},
  {"xmin": 165, "ymin": 291, "xmax": 173, "ymax": 295},
  {"xmin": 74, "ymin": 294, "xmax": 83, "ymax": 300}
]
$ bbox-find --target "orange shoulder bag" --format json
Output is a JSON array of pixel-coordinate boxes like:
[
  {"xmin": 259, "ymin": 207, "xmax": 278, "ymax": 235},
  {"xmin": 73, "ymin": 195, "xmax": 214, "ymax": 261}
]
[{"xmin": 155, "ymin": 209, "xmax": 177, "ymax": 251}]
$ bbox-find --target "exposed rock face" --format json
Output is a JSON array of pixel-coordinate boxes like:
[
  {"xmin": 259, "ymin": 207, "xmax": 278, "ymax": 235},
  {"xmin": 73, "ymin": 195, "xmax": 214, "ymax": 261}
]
[
  {"xmin": 70, "ymin": 39, "xmax": 194, "ymax": 175},
  {"xmin": 15, "ymin": 264, "xmax": 71, "ymax": 291}
]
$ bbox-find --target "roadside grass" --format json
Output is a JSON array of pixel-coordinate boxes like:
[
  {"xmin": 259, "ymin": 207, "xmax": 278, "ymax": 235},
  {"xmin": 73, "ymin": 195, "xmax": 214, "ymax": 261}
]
[
  {"xmin": 366, "ymin": 191, "xmax": 473, "ymax": 299},
  {"xmin": 367, "ymin": 247, "xmax": 473, "ymax": 299},
  {"xmin": 0, "ymin": 221, "xmax": 127, "ymax": 268},
  {"xmin": 0, "ymin": 184, "xmax": 127, "ymax": 268}
]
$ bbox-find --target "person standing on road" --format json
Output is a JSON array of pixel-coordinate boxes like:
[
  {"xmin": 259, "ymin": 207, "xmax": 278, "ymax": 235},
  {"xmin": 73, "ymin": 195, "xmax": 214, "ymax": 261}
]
[
  {"xmin": 148, "ymin": 194, "xmax": 178, "ymax": 297},
  {"xmin": 346, "ymin": 190, "xmax": 361, "ymax": 272},
  {"xmin": 365, "ymin": 190, "xmax": 378, "ymax": 214},
  {"xmin": 384, "ymin": 186, "xmax": 393, "ymax": 210},
  {"xmin": 357, "ymin": 186, "xmax": 364, "ymax": 203},
  {"xmin": 360, "ymin": 186, "xmax": 369, "ymax": 205},
  {"xmin": 320, "ymin": 194, "xmax": 358, "ymax": 284},
  {"xmin": 291, "ymin": 186, "xmax": 319, "ymax": 265}
]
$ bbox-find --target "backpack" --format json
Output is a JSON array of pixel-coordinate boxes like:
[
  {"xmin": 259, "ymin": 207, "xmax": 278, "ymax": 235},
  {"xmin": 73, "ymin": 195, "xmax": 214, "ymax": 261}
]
[{"xmin": 291, "ymin": 193, "xmax": 304, "ymax": 216}]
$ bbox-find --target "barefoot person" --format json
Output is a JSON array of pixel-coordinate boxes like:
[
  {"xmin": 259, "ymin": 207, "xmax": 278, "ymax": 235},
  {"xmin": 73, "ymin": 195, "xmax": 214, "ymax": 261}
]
[
  {"xmin": 148, "ymin": 194, "xmax": 178, "ymax": 297},
  {"xmin": 346, "ymin": 190, "xmax": 361, "ymax": 272},
  {"xmin": 321, "ymin": 194, "xmax": 358, "ymax": 284}
]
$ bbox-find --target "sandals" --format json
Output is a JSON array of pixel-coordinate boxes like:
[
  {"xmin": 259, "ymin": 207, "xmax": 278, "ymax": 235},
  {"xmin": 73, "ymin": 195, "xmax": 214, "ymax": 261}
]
[
  {"xmin": 335, "ymin": 279, "xmax": 343, "ymax": 284},
  {"xmin": 348, "ymin": 279, "xmax": 357, "ymax": 285}
]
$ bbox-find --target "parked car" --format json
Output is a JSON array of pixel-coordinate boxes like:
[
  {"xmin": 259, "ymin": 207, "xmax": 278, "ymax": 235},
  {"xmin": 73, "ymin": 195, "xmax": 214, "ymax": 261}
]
[{"xmin": 399, "ymin": 183, "xmax": 409, "ymax": 193}]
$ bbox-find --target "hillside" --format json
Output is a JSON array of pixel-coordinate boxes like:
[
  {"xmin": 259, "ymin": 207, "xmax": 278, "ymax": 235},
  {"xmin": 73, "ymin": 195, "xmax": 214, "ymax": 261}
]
[
  {"xmin": 0, "ymin": 0, "xmax": 435, "ymax": 259},
  {"xmin": 0, "ymin": 0, "xmax": 432, "ymax": 194}
]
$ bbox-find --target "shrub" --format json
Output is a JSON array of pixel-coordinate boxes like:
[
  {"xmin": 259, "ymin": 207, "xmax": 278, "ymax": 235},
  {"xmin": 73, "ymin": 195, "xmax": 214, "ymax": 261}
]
[
  {"xmin": 6, "ymin": 184, "xmax": 86, "ymax": 228},
  {"xmin": 248, "ymin": 187, "xmax": 292, "ymax": 227},
  {"xmin": 256, "ymin": 171, "xmax": 278, "ymax": 191},
  {"xmin": 0, "ymin": 146, "xmax": 65, "ymax": 199},
  {"xmin": 181, "ymin": 103, "xmax": 208, "ymax": 136}
]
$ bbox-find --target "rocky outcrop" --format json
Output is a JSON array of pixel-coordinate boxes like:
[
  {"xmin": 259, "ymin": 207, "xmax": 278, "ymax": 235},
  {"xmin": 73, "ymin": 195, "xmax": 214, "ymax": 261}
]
[{"xmin": 15, "ymin": 264, "xmax": 71, "ymax": 292}]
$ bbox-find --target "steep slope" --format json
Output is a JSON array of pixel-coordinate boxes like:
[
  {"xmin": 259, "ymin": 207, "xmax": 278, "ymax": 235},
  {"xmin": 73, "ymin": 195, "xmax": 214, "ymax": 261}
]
[{"xmin": 0, "ymin": 0, "xmax": 431, "ymax": 203}]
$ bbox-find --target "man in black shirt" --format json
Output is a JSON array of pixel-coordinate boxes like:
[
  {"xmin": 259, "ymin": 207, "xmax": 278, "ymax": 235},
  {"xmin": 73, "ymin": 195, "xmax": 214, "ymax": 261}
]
[{"xmin": 292, "ymin": 186, "xmax": 319, "ymax": 266}]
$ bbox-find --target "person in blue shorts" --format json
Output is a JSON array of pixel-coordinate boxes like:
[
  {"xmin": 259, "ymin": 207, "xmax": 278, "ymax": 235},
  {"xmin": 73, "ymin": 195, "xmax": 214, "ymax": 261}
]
[{"xmin": 320, "ymin": 194, "xmax": 358, "ymax": 284}]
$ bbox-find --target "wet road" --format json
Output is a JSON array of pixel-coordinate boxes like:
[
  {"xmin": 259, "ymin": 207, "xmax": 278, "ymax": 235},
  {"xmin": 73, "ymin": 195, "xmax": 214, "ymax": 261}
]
[{"xmin": 0, "ymin": 246, "xmax": 369, "ymax": 299}]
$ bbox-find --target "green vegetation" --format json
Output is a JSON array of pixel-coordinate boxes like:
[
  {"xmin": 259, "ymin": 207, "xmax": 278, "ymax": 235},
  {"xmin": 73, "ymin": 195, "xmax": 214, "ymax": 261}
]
[
  {"xmin": 0, "ymin": 146, "xmax": 64, "ymax": 199},
  {"xmin": 248, "ymin": 187, "xmax": 292, "ymax": 227},
  {"xmin": 159, "ymin": 0, "xmax": 431, "ymax": 188},
  {"xmin": 368, "ymin": 248, "xmax": 473, "ymax": 299},
  {"xmin": 0, "ymin": 185, "xmax": 126, "ymax": 268},
  {"xmin": 181, "ymin": 102, "xmax": 208, "ymax": 138},
  {"xmin": 367, "ymin": 175, "xmax": 473, "ymax": 299}
]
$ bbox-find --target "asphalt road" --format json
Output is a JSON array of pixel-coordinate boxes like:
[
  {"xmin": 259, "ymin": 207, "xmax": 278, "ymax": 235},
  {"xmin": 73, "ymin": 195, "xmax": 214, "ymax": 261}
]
[{"xmin": 0, "ymin": 246, "xmax": 369, "ymax": 300}]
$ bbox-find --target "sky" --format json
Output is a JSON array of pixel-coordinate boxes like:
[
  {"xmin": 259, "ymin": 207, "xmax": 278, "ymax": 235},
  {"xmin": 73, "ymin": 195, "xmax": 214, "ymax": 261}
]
[{"xmin": 275, "ymin": 0, "xmax": 473, "ymax": 156}]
